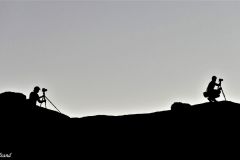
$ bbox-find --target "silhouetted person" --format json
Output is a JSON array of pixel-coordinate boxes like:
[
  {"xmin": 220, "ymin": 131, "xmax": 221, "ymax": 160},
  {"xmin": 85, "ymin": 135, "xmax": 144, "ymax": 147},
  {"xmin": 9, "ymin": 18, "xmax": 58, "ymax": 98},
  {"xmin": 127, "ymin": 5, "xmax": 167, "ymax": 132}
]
[
  {"xmin": 29, "ymin": 86, "xmax": 46, "ymax": 107},
  {"xmin": 204, "ymin": 76, "xmax": 221, "ymax": 102}
]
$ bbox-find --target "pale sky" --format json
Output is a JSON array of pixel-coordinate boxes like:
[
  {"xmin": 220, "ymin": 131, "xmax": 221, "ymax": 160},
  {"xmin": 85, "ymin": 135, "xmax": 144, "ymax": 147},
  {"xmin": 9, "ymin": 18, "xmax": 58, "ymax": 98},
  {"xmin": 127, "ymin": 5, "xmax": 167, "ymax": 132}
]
[{"xmin": 1, "ymin": 0, "xmax": 240, "ymax": 117}]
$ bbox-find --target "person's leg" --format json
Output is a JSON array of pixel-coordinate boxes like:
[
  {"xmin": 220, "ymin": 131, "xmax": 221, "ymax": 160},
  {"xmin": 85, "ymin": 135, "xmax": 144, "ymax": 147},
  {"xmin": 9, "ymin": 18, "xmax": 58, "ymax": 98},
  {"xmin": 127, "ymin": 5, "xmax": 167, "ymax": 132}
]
[
  {"xmin": 208, "ymin": 91, "xmax": 214, "ymax": 102},
  {"xmin": 208, "ymin": 97, "xmax": 213, "ymax": 102},
  {"xmin": 213, "ymin": 90, "xmax": 220, "ymax": 101}
]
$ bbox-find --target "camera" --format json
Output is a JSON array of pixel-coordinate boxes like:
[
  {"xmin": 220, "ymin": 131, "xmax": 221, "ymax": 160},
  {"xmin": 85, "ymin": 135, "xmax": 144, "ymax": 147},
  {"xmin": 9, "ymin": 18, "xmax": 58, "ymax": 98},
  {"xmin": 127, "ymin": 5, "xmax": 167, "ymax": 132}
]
[
  {"xmin": 42, "ymin": 88, "xmax": 48, "ymax": 92},
  {"xmin": 219, "ymin": 78, "xmax": 223, "ymax": 82}
]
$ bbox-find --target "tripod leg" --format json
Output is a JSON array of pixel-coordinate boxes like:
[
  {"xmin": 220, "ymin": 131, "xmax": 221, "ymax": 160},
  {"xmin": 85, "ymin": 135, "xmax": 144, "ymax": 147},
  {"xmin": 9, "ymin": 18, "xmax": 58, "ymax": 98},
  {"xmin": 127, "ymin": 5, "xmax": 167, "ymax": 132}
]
[
  {"xmin": 221, "ymin": 89, "xmax": 227, "ymax": 101},
  {"xmin": 45, "ymin": 96, "xmax": 62, "ymax": 114}
]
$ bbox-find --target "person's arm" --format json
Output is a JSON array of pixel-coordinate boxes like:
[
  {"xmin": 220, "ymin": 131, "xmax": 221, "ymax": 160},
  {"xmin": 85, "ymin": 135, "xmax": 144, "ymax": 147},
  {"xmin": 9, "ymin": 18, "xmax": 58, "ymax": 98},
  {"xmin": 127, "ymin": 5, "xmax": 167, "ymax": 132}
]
[
  {"xmin": 37, "ymin": 95, "xmax": 45, "ymax": 103},
  {"xmin": 37, "ymin": 99, "xmax": 42, "ymax": 103},
  {"xmin": 39, "ymin": 95, "xmax": 44, "ymax": 99},
  {"xmin": 215, "ymin": 82, "xmax": 222, "ymax": 88}
]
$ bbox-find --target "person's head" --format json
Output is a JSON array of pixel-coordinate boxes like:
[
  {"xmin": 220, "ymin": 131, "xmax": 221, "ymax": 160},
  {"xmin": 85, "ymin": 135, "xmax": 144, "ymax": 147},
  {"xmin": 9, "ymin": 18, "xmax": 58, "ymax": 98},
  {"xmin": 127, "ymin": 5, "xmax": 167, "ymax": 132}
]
[
  {"xmin": 34, "ymin": 86, "xmax": 40, "ymax": 93},
  {"xmin": 212, "ymin": 76, "xmax": 217, "ymax": 82}
]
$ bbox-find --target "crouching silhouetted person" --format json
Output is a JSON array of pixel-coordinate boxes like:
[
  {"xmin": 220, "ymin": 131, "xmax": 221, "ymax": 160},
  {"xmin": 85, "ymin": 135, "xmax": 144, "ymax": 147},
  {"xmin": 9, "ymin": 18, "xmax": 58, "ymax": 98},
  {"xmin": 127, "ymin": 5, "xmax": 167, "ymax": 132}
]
[
  {"xmin": 203, "ymin": 76, "xmax": 222, "ymax": 102},
  {"xmin": 29, "ymin": 86, "xmax": 46, "ymax": 107}
]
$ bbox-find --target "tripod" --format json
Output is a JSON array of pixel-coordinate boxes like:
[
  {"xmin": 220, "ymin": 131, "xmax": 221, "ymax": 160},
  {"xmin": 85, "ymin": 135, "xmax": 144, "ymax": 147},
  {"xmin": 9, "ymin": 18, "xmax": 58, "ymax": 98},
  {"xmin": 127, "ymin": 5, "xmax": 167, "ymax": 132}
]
[
  {"xmin": 40, "ymin": 92, "xmax": 62, "ymax": 114},
  {"xmin": 40, "ymin": 92, "xmax": 47, "ymax": 108},
  {"xmin": 218, "ymin": 79, "xmax": 227, "ymax": 101}
]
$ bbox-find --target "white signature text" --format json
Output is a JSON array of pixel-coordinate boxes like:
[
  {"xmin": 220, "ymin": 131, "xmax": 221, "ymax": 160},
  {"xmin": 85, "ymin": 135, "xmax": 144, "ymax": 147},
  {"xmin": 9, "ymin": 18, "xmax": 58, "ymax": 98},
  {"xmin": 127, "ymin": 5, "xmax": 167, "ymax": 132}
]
[{"xmin": 0, "ymin": 153, "xmax": 12, "ymax": 158}]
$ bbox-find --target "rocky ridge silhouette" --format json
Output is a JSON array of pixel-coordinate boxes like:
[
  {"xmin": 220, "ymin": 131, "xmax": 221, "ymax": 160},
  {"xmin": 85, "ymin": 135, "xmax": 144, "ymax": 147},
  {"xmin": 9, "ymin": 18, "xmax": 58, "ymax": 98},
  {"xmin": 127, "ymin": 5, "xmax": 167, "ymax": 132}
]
[{"xmin": 1, "ymin": 91, "xmax": 240, "ymax": 159}]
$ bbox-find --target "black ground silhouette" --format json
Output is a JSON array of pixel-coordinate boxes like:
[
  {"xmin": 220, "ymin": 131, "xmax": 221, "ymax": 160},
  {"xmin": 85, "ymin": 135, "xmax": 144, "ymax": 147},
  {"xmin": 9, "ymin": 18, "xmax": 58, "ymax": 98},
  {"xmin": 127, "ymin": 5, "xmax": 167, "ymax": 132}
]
[
  {"xmin": 1, "ymin": 91, "xmax": 240, "ymax": 159},
  {"xmin": 0, "ymin": 92, "xmax": 70, "ymax": 121}
]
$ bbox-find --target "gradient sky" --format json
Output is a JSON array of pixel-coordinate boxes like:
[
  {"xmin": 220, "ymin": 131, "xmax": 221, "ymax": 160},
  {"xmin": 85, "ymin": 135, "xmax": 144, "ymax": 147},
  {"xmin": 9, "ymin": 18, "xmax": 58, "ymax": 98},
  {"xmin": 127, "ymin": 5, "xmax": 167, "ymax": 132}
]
[{"xmin": 1, "ymin": 0, "xmax": 240, "ymax": 117}]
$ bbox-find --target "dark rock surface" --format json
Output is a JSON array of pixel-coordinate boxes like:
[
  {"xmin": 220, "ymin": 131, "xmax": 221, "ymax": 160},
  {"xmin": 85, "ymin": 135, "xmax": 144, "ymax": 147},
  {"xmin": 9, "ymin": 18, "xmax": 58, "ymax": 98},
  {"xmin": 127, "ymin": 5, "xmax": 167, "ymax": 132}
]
[{"xmin": 1, "ymin": 91, "xmax": 239, "ymax": 159}]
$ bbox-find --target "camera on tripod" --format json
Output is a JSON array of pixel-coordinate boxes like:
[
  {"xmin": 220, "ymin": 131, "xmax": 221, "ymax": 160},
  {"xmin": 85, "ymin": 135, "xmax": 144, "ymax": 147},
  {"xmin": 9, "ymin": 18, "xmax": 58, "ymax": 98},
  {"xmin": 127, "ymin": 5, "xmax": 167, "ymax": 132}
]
[{"xmin": 42, "ymin": 88, "xmax": 48, "ymax": 93}]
